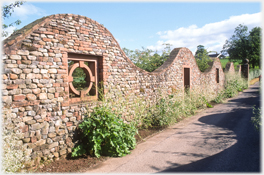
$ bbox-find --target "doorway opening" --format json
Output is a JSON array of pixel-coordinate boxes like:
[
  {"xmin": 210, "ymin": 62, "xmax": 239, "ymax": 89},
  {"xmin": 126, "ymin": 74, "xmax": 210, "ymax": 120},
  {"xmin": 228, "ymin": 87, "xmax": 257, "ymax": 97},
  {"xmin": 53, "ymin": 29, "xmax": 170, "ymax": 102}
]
[{"xmin": 184, "ymin": 67, "xmax": 190, "ymax": 90}]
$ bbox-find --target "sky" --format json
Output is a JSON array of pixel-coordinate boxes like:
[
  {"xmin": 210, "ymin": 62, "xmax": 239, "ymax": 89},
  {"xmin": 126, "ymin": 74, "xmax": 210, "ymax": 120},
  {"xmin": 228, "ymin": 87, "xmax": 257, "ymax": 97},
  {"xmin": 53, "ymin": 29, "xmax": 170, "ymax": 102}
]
[{"xmin": 2, "ymin": 1, "xmax": 263, "ymax": 55}]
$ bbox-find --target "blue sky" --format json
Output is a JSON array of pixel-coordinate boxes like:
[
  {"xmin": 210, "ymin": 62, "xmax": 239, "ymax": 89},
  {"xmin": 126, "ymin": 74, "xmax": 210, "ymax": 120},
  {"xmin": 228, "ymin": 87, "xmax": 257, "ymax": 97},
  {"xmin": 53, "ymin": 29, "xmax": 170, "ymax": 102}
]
[{"xmin": 2, "ymin": 1, "xmax": 262, "ymax": 54}]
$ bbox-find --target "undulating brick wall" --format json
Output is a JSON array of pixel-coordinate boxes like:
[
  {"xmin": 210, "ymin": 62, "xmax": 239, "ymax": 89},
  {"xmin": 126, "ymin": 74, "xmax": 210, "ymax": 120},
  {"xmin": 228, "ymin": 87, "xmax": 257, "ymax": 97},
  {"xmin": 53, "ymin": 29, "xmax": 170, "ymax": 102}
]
[{"xmin": 2, "ymin": 14, "xmax": 231, "ymax": 164}]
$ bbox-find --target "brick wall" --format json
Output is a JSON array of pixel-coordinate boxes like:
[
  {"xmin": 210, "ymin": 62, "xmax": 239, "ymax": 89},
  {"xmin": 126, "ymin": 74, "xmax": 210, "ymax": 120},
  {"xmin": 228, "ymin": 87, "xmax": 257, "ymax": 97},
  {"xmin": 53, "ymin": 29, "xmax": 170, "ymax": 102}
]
[{"xmin": 2, "ymin": 14, "xmax": 227, "ymax": 164}]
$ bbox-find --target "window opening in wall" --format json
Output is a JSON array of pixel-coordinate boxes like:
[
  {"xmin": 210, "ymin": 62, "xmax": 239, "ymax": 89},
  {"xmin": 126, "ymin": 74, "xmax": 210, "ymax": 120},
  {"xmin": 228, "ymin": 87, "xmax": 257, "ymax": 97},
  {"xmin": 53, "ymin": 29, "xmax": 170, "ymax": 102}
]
[
  {"xmin": 68, "ymin": 54, "xmax": 98, "ymax": 103},
  {"xmin": 216, "ymin": 68, "xmax": 219, "ymax": 83},
  {"xmin": 184, "ymin": 68, "xmax": 190, "ymax": 90}
]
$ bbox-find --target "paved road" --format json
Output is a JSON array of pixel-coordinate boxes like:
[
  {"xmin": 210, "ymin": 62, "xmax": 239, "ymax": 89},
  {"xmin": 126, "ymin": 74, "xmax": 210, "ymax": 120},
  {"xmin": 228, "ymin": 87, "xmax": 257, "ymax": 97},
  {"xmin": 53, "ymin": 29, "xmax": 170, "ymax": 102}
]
[{"xmin": 86, "ymin": 82, "xmax": 260, "ymax": 173}]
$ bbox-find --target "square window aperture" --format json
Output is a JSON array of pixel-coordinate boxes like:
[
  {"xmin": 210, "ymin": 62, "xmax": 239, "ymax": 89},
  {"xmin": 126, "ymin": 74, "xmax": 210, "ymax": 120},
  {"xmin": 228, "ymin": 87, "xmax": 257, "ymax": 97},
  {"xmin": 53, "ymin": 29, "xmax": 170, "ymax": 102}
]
[{"xmin": 67, "ymin": 53, "xmax": 98, "ymax": 103}]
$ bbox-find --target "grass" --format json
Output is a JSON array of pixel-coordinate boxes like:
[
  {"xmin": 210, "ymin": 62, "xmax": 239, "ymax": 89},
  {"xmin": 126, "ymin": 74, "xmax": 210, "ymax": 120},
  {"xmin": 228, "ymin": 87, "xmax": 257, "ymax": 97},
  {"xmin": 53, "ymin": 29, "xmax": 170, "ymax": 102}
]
[
  {"xmin": 220, "ymin": 58, "xmax": 241, "ymax": 70},
  {"xmin": 250, "ymin": 77, "xmax": 260, "ymax": 85}
]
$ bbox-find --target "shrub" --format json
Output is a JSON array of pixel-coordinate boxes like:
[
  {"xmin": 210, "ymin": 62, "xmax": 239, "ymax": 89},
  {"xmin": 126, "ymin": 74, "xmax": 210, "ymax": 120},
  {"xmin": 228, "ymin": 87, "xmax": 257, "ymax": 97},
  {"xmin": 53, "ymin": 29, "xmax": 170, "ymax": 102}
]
[
  {"xmin": 252, "ymin": 106, "xmax": 261, "ymax": 131},
  {"xmin": 71, "ymin": 106, "xmax": 138, "ymax": 158},
  {"xmin": 249, "ymin": 69, "xmax": 261, "ymax": 81},
  {"xmin": 122, "ymin": 44, "xmax": 171, "ymax": 72},
  {"xmin": 214, "ymin": 72, "xmax": 248, "ymax": 103},
  {"xmin": 195, "ymin": 58, "xmax": 212, "ymax": 72}
]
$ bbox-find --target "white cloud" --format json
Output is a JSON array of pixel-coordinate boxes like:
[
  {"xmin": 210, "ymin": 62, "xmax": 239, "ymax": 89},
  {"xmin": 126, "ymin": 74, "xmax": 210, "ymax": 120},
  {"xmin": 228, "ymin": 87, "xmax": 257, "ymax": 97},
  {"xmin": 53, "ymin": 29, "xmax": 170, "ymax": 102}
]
[
  {"xmin": 12, "ymin": 3, "xmax": 46, "ymax": 20},
  {"xmin": 147, "ymin": 12, "xmax": 262, "ymax": 55}
]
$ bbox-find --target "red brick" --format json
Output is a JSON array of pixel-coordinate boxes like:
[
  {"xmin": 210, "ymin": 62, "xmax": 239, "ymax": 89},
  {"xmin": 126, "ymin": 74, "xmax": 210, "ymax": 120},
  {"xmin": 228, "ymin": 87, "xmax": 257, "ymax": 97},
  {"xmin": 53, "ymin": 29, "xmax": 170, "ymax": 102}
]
[
  {"xmin": 10, "ymin": 74, "xmax": 18, "ymax": 80},
  {"xmin": 66, "ymin": 137, "xmax": 72, "ymax": 146},
  {"xmin": 64, "ymin": 87, "xmax": 69, "ymax": 92},
  {"xmin": 57, "ymin": 69, "xmax": 67, "ymax": 74},
  {"xmin": 59, "ymin": 47, "xmax": 68, "ymax": 51},
  {"xmin": 55, "ymin": 92, "xmax": 59, "ymax": 98},
  {"xmin": 29, "ymin": 100, "xmax": 40, "ymax": 106},
  {"xmin": 21, "ymin": 125, "xmax": 28, "ymax": 133},
  {"xmin": 31, "ymin": 136, "xmax": 37, "ymax": 143},
  {"xmin": 61, "ymin": 83, "xmax": 68, "ymax": 87},
  {"xmin": 12, "ymin": 101, "xmax": 29, "ymax": 107},
  {"xmin": 17, "ymin": 112, "xmax": 24, "ymax": 118},
  {"xmin": 61, "ymin": 102, "xmax": 69, "ymax": 107},
  {"xmin": 66, "ymin": 122, "xmax": 73, "ymax": 127},
  {"xmin": 13, "ymin": 94, "xmax": 26, "ymax": 101},
  {"xmin": 59, "ymin": 66, "xmax": 67, "ymax": 70},
  {"xmin": 39, "ymin": 62, "xmax": 46, "ymax": 65},
  {"xmin": 53, "ymin": 29, "xmax": 59, "ymax": 34},
  {"xmin": 6, "ymin": 84, "xmax": 18, "ymax": 89},
  {"xmin": 61, "ymin": 115, "xmax": 66, "ymax": 119},
  {"xmin": 45, "ymin": 117, "xmax": 51, "ymax": 121},
  {"xmin": 73, "ymin": 112, "xmax": 78, "ymax": 116},
  {"xmin": 3, "ymin": 74, "xmax": 8, "ymax": 80},
  {"xmin": 61, "ymin": 58, "xmax": 68, "ymax": 63},
  {"xmin": 36, "ymin": 57, "xmax": 43, "ymax": 62},
  {"xmin": 43, "ymin": 38, "xmax": 51, "ymax": 42},
  {"xmin": 76, "ymin": 115, "xmax": 82, "ymax": 121},
  {"xmin": 53, "ymin": 83, "xmax": 60, "ymax": 87}
]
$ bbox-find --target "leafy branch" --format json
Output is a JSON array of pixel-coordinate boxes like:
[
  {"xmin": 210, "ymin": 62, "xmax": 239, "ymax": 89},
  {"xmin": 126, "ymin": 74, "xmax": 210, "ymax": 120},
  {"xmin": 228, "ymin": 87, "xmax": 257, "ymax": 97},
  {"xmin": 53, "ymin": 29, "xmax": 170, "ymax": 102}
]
[{"xmin": 2, "ymin": 1, "xmax": 25, "ymax": 37}]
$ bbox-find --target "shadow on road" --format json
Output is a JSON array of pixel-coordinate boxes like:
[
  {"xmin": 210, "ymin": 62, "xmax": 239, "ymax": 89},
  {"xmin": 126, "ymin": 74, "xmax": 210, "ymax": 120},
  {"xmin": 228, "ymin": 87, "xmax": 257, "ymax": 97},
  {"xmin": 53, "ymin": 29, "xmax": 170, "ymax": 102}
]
[{"xmin": 157, "ymin": 85, "xmax": 261, "ymax": 172}]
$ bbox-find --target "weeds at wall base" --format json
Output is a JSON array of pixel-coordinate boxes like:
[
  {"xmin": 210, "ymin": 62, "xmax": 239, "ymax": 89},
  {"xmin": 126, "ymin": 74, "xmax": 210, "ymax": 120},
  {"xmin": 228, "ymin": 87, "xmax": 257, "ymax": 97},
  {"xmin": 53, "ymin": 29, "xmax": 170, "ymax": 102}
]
[{"xmin": 2, "ymin": 72, "xmax": 249, "ymax": 173}]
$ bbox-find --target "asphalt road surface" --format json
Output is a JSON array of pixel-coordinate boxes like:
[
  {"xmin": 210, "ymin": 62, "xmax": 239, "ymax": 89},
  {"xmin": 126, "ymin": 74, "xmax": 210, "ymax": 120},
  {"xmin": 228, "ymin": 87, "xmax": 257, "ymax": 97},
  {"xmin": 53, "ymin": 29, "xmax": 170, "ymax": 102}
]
[{"xmin": 86, "ymin": 82, "xmax": 261, "ymax": 173}]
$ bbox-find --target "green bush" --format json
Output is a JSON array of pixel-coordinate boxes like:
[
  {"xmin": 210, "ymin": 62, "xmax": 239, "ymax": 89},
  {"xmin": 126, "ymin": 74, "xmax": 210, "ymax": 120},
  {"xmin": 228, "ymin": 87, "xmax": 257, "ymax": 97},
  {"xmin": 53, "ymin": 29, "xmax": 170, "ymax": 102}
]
[
  {"xmin": 71, "ymin": 106, "xmax": 138, "ymax": 158},
  {"xmin": 149, "ymin": 98, "xmax": 174, "ymax": 127},
  {"xmin": 195, "ymin": 58, "xmax": 212, "ymax": 72},
  {"xmin": 214, "ymin": 73, "xmax": 248, "ymax": 103},
  {"xmin": 252, "ymin": 106, "xmax": 261, "ymax": 131},
  {"xmin": 249, "ymin": 69, "xmax": 261, "ymax": 81},
  {"xmin": 122, "ymin": 44, "xmax": 171, "ymax": 72}
]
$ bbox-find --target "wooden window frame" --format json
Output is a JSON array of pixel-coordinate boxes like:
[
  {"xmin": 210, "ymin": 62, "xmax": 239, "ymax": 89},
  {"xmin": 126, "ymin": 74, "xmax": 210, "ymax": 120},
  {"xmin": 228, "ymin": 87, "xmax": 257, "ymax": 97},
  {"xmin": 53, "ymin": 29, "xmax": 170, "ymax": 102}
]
[
  {"xmin": 216, "ymin": 68, "xmax": 219, "ymax": 83},
  {"xmin": 183, "ymin": 65, "xmax": 191, "ymax": 90},
  {"xmin": 67, "ymin": 54, "xmax": 98, "ymax": 104}
]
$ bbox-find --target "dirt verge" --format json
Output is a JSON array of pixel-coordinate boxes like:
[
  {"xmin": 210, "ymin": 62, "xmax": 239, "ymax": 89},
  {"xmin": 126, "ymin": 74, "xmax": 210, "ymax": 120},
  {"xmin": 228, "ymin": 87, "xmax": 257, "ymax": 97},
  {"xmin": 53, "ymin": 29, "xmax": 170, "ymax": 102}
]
[{"xmin": 25, "ymin": 127, "xmax": 163, "ymax": 173}]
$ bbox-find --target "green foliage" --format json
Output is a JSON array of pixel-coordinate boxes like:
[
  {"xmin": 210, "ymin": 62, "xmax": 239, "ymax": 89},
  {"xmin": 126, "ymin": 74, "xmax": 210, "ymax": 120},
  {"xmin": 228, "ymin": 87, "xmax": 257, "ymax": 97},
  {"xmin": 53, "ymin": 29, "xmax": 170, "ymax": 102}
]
[
  {"xmin": 123, "ymin": 43, "xmax": 171, "ymax": 72},
  {"xmin": 148, "ymin": 97, "xmax": 174, "ymax": 127},
  {"xmin": 206, "ymin": 102, "xmax": 213, "ymax": 108},
  {"xmin": 220, "ymin": 58, "xmax": 241, "ymax": 70},
  {"xmin": 221, "ymin": 24, "xmax": 261, "ymax": 69},
  {"xmin": 248, "ymin": 27, "xmax": 261, "ymax": 69},
  {"xmin": 196, "ymin": 58, "xmax": 212, "ymax": 72},
  {"xmin": 68, "ymin": 61, "xmax": 88, "ymax": 90},
  {"xmin": 71, "ymin": 106, "xmax": 138, "ymax": 158},
  {"xmin": 249, "ymin": 69, "xmax": 261, "ymax": 81},
  {"xmin": 251, "ymin": 106, "xmax": 261, "ymax": 131},
  {"xmin": 2, "ymin": 1, "xmax": 25, "ymax": 37},
  {"xmin": 194, "ymin": 45, "xmax": 213, "ymax": 72},
  {"xmin": 214, "ymin": 73, "xmax": 248, "ymax": 103},
  {"xmin": 137, "ymin": 87, "xmax": 215, "ymax": 129}
]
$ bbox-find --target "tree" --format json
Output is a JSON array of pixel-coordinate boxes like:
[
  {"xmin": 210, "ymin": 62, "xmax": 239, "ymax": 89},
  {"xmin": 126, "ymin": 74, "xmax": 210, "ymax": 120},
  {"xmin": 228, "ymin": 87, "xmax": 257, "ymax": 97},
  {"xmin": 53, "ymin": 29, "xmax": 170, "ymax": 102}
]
[
  {"xmin": 194, "ymin": 45, "xmax": 212, "ymax": 72},
  {"xmin": 221, "ymin": 24, "xmax": 261, "ymax": 69},
  {"xmin": 2, "ymin": 1, "xmax": 25, "ymax": 37},
  {"xmin": 122, "ymin": 43, "xmax": 172, "ymax": 72},
  {"xmin": 195, "ymin": 45, "xmax": 207, "ymax": 59},
  {"xmin": 248, "ymin": 27, "xmax": 261, "ymax": 69}
]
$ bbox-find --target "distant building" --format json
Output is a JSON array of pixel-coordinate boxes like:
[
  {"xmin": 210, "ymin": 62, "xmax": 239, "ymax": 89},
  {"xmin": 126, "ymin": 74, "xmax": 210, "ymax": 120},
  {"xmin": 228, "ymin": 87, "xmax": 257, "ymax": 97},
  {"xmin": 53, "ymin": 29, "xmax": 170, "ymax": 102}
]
[{"xmin": 208, "ymin": 53, "xmax": 225, "ymax": 59}]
